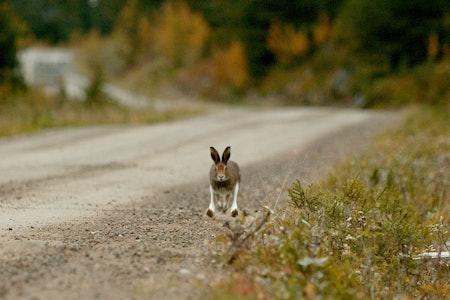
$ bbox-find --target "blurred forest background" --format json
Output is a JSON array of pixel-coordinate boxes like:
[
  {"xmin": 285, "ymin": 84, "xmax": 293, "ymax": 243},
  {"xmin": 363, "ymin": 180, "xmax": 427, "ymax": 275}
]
[{"xmin": 1, "ymin": 0, "xmax": 449, "ymax": 108}]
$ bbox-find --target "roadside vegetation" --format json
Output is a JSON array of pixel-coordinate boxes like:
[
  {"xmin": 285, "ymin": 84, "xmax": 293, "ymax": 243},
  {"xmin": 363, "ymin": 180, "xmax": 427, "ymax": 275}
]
[
  {"xmin": 212, "ymin": 105, "xmax": 449, "ymax": 299},
  {"xmin": 0, "ymin": 87, "xmax": 193, "ymax": 137},
  {"xmin": 1, "ymin": 1, "xmax": 198, "ymax": 137}
]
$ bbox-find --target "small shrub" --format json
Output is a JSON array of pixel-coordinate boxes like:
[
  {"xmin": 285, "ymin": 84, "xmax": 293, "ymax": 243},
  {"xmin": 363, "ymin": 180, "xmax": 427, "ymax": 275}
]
[
  {"xmin": 84, "ymin": 63, "xmax": 108, "ymax": 106},
  {"xmin": 355, "ymin": 59, "xmax": 450, "ymax": 107}
]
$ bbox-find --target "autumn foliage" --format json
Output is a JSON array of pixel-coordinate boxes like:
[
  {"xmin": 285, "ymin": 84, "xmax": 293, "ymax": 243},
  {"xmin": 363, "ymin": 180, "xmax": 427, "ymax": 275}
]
[
  {"xmin": 7, "ymin": 0, "xmax": 447, "ymax": 103},
  {"xmin": 213, "ymin": 41, "xmax": 248, "ymax": 91},
  {"xmin": 267, "ymin": 20, "xmax": 310, "ymax": 64},
  {"xmin": 152, "ymin": 1, "xmax": 209, "ymax": 67}
]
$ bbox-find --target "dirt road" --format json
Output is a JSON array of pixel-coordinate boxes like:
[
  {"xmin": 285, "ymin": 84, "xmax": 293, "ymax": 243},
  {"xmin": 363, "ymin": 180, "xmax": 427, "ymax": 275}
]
[{"xmin": 0, "ymin": 107, "xmax": 398, "ymax": 299}]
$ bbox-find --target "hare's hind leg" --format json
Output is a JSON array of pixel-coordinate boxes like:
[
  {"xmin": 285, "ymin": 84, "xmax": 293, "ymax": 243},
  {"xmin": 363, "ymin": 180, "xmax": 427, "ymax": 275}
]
[
  {"xmin": 207, "ymin": 185, "xmax": 215, "ymax": 218},
  {"xmin": 230, "ymin": 182, "xmax": 239, "ymax": 217}
]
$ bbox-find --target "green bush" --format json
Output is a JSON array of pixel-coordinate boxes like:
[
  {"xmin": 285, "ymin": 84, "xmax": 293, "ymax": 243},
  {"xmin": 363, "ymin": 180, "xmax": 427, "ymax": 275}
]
[
  {"xmin": 84, "ymin": 63, "xmax": 108, "ymax": 106},
  {"xmin": 338, "ymin": 0, "xmax": 449, "ymax": 69},
  {"xmin": 351, "ymin": 59, "xmax": 450, "ymax": 107}
]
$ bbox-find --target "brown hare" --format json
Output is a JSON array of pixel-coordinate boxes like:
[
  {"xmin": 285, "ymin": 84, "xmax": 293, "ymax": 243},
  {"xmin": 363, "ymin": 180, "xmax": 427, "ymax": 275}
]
[{"xmin": 207, "ymin": 146, "xmax": 241, "ymax": 218}]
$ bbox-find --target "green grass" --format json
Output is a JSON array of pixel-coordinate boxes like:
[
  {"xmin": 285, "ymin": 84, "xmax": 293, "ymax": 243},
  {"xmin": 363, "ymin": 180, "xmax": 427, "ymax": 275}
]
[
  {"xmin": 0, "ymin": 87, "xmax": 200, "ymax": 137},
  {"xmin": 212, "ymin": 105, "xmax": 449, "ymax": 299}
]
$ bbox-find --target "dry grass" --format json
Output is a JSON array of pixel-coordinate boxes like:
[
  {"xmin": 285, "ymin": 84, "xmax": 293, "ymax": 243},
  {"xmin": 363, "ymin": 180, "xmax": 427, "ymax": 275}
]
[{"xmin": 0, "ymin": 87, "xmax": 198, "ymax": 137}]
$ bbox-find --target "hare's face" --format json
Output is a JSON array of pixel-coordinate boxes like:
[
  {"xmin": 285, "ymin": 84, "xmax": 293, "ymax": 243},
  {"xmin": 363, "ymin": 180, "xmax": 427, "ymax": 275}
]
[
  {"xmin": 215, "ymin": 162, "xmax": 228, "ymax": 182},
  {"xmin": 211, "ymin": 146, "xmax": 231, "ymax": 182}
]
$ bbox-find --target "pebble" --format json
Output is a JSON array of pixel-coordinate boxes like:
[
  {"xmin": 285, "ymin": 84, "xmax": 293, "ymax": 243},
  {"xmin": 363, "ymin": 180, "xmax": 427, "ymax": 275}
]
[{"xmin": 179, "ymin": 268, "xmax": 193, "ymax": 276}]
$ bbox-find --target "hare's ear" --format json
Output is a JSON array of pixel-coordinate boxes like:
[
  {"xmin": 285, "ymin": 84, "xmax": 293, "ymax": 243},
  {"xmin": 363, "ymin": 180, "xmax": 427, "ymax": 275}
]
[
  {"xmin": 222, "ymin": 146, "xmax": 231, "ymax": 163},
  {"xmin": 210, "ymin": 147, "xmax": 220, "ymax": 164}
]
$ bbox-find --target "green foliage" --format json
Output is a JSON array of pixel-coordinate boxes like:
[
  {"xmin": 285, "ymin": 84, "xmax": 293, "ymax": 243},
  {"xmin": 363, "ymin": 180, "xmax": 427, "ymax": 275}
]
[
  {"xmin": 354, "ymin": 58, "xmax": 450, "ymax": 107},
  {"xmin": 213, "ymin": 106, "xmax": 450, "ymax": 299},
  {"xmin": 84, "ymin": 63, "xmax": 108, "ymax": 106},
  {"xmin": 279, "ymin": 177, "xmax": 425, "ymax": 298},
  {"xmin": 238, "ymin": 0, "xmax": 341, "ymax": 77},
  {"xmin": 338, "ymin": 0, "xmax": 450, "ymax": 69},
  {"xmin": 114, "ymin": 0, "xmax": 143, "ymax": 66},
  {"xmin": 0, "ymin": 1, "xmax": 20, "ymax": 85},
  {"xmin": 25, "ymin": 0, "xmax": 447, "ymax": 105},
  {"xmin": 185, "ymin": 0, "xmax": 343, "ymax": 78},
  {"xmin": 11, "ymin": 0, "xmax": 127, "ymax": 43}
]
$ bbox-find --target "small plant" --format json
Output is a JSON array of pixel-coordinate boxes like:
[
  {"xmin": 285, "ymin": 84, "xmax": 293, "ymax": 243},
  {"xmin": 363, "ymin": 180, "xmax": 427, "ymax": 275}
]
[{"xmin": 84, "ymin": 62, "xmax": 108, "ymax": 106}]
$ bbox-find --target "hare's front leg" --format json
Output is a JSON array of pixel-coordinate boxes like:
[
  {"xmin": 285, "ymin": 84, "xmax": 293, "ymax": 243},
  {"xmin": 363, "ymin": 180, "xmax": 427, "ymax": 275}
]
[
  {"xmin": 207, "ymin": 185, "xmax": 215, "ymax": 218},
  {"xmin": 230, "ymin": 182, "xmax": 239, "ymax": 217}
]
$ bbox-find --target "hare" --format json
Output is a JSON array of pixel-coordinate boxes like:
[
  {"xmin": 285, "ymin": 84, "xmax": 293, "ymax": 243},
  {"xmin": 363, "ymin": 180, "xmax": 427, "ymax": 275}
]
[{"xmin": 207, "ymin": 146, "xmax": 241, "ymax": 218}]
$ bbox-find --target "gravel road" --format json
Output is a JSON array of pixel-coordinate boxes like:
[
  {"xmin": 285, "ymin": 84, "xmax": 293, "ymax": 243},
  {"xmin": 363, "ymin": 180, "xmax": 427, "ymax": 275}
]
[{"xmin": 0, "ymin": 107, "xmax": 399, "ymax": 299}]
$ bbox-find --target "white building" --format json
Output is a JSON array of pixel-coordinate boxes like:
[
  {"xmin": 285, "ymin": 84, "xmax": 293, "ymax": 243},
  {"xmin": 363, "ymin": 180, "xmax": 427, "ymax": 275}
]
[{"xmin": 18, "ymin": 48, "xmax": 73, "ymax": 87}]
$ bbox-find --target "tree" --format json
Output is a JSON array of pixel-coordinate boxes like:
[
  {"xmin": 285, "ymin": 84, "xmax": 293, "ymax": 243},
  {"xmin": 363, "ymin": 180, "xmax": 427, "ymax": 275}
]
[
  {"xmin": 11, "ymin": 0, "xmax": 128, "ymax": 43},
  {"xmin": 0, "ymin": 1, "xmax": 19, "ymax": 83},
  {"xmin": 338, "ymin": 0, "xmax": 450, "ymax": 68},
  {"xmin": 153, "ymin": 0, "xmax": 210, "ymax": 67},
  {"xmin": 115, "ymin": 0, "xmax": 144, "ymax": 66},
  {"xmin": 187, "ymin": 0, "xmax": 343, "ymax": 77}
]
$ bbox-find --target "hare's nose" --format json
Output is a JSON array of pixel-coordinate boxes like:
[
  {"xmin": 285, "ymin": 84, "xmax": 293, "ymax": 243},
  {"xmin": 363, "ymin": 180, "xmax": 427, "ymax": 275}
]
[{"xmin": 218, "ymin": 174, "xmax": 225, "ymax": 181}]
